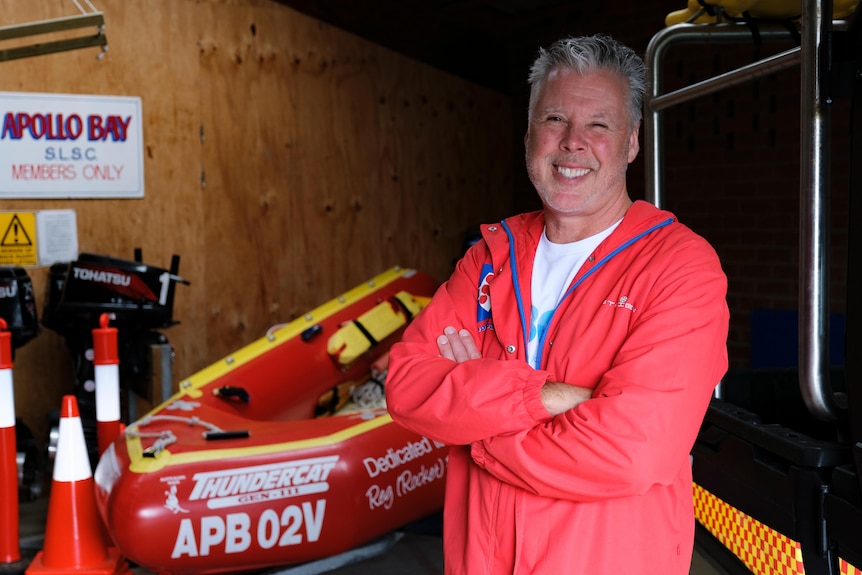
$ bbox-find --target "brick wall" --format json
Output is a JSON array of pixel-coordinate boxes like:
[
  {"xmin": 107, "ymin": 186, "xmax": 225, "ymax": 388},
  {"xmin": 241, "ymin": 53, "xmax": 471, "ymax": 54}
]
[{"xmin": 660, "ymin": 43, "xmax": 850, "ymax": 369}]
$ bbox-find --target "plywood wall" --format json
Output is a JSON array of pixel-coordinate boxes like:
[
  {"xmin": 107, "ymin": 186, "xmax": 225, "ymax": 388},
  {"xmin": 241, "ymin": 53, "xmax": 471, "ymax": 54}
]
[{"xmin": 0, "ymin": 0, "xmax": 514, "ymax": 445}]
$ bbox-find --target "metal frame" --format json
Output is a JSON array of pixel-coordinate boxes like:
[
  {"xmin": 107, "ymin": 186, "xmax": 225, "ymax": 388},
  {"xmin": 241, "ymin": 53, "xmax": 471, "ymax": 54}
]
[
  {"xmin": 643, "ymin": 5, "xmax": 846, "ymax": 421},
  {"xmin": 0, "ymin": 13, "xmax": 107, "ymax": 62}
]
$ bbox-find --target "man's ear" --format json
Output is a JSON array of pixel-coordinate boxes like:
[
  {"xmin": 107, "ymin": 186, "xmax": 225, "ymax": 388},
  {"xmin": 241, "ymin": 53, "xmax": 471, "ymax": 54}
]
[{"xmin": 628, "ymin": 123, "xmax": 641, "ymax": 164}]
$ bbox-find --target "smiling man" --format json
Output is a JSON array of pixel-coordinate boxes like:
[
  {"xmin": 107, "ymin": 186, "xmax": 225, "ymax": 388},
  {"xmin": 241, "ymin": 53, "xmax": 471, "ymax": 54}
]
[
  {"xmin": 526, "ymin": 65, "xmax": 639, "ymax": 243},
  {"xmin": 386, "ymin": 34, "xmax": 730, "ymax": 574}
]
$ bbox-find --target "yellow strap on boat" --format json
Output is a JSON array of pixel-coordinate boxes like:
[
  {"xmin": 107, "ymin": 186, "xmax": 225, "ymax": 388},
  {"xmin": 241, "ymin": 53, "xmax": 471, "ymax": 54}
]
[
  {"xmin": 327, "ymin": 291, "xmax": 428, "ymax": 366},
  {"xmin": 665, "ymin": 0, "xmax": 858, "ymax": 26}
]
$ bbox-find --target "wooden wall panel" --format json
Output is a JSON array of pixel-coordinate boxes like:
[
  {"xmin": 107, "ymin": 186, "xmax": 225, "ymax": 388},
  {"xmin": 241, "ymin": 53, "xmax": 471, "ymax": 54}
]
[
  {"xmin": 195, "ymin": 2, "xmax": 513, "ymax": 361},
  {"xmin": 0, "ymin": 0, "xmax": 513, "ymax": 445},
  {"xmin": 0, "ymin": 0, "xmax": 203, "ymax": 444}
]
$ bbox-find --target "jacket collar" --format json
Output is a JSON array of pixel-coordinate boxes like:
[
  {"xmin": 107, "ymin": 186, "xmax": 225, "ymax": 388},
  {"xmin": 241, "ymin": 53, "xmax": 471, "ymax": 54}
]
[{"xmin": 485, "ymin": 200, "xmax": 676, "ymax": 258}]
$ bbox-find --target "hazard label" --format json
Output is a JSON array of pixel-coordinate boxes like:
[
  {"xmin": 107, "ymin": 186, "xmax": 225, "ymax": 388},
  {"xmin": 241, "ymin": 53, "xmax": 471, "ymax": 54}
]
[{"xmin": 0, "ymin": 212, "xmax": 37, "ymax": 266}]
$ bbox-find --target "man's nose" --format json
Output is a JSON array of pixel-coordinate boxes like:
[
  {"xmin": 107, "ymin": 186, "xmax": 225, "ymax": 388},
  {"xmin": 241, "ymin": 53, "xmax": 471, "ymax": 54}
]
[{"xmin": 561, "ymin": 125, "xmax": 586, "ymax": 152}]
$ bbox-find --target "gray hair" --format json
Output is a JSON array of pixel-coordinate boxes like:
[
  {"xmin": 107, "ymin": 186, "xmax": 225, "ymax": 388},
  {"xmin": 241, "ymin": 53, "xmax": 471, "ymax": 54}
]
[{"xmin": 527, "ymin": 34, "xmax": 647, "ymax": 128}]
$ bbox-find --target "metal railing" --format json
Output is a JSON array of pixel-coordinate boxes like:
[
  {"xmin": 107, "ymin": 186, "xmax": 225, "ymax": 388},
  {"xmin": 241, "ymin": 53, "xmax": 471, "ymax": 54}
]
[{"xmin": 643, "ymin": 1, "xmax": 846, "ymax": 421}]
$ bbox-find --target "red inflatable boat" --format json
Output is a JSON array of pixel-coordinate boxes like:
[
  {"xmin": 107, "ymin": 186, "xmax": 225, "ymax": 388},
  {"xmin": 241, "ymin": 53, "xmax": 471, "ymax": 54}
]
[{"xmin": 93, "ymin": 267, "xmax": 446, "ymax": 574}]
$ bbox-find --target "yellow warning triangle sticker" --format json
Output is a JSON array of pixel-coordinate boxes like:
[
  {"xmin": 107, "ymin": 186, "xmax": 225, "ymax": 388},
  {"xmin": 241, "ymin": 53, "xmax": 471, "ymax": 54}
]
[{"xmin": 1, "ymin": 214, "xmax": 33, "ymax": 247}]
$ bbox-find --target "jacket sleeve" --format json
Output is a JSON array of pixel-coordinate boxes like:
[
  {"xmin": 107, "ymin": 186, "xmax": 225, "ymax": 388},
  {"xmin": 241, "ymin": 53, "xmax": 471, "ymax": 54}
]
[
  {"xmin": 386, "ymin": 248, "xmax": 553, "ymax": 446},
  {"xmin": 471, "ymin": 240, "xmax": 729, "ymax": 502}
]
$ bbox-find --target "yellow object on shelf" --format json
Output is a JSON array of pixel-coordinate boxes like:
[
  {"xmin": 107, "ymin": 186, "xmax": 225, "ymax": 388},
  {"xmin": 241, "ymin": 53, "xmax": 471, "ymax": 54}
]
[
  {"xmin": 665, "ymin": 0, "xmax": 858, "ymax": 26},
  {"xmin": 326, "ymin": 290, "xmax": 429, "ymax": 366}
]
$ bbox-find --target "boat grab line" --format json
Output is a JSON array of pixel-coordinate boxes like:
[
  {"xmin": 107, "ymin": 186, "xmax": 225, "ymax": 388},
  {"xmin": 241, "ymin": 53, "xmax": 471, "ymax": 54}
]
[{"xmin": 126, "ymin": 414, "xmax": 225, "ymax": 457}]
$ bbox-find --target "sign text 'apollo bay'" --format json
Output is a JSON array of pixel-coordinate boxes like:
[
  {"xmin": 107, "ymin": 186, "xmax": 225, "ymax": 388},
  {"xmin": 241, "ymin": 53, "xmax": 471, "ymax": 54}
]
[{"xmin": 0, "ymin": 92, "xmax": 144, "ymax": 198}]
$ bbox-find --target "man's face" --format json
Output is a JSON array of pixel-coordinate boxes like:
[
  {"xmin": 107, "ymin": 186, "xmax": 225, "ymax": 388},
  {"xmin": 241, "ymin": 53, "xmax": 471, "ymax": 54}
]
[{"xmin": 525, "ymin": 67, "xmax": 640, "ymax": 227}]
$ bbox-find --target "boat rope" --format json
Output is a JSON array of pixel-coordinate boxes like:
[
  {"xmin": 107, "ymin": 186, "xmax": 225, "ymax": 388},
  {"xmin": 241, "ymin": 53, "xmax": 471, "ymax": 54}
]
[
  {"xmin": 130, "ymin": 414, "xmax": 225, "ymax": 433},
  {"xmin": 125, "ymin": 414, "xmax": 226, "ymax": 457},
  {"xmin": 136, "ymin": 431, "xmax": 177, "ymax": 457},
  {"xmin": 349, "ymin": 370, "xmax": 387, "ymax": 410}
]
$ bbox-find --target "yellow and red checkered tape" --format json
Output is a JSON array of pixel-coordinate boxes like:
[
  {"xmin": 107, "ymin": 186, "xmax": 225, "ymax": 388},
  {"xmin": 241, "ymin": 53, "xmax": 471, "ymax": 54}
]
[
  {"xmin": 694, "ymin": 482, "xmax": 803, "ymax": 574},
  {"xmin": 693, "ymin": 483, "xmax": 862, "ymax": 575},
  {"xmin": 841, "ymin": 558, "xmax": 862, "ymax": 575}
]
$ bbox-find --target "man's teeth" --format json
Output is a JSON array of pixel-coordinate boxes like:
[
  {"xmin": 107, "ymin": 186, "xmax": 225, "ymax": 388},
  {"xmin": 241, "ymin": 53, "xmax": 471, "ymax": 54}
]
[{"xmin": 557, "ymin": 166, "xmax": 591, "ymax": 178}]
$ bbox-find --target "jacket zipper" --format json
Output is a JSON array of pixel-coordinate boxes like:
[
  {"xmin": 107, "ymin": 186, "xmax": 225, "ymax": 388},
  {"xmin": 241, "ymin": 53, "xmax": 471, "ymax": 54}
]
[{"xmin": 502, "ymin": 217, "xmax": 674, "ymax": 369}]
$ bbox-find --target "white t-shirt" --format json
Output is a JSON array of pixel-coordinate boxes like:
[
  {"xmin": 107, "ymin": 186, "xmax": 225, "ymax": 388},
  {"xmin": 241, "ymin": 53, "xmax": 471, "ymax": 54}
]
[{"xmin": 527, "ymin": 222, "xmax": 620, "ymax": 368}]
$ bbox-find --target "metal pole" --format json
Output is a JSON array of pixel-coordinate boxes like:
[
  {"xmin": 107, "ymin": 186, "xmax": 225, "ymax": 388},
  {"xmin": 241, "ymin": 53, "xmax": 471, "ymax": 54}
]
[
  {"xmin": 651, "ymin": 47, "xmax": 801, "ymax": 113},
  {"xmin": 644, "ymin": 15, "xmax": 848, "ymax": 419},
  {"xmin": 799, "ymin": 0, "xmax": 842, "ymax": 421}
]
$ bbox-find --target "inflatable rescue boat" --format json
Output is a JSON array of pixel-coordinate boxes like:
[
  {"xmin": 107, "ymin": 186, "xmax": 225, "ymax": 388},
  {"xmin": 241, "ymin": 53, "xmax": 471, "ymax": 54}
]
[{"xmin": 93, "ymin": 267, "xmax": 446, "ymax": 574}]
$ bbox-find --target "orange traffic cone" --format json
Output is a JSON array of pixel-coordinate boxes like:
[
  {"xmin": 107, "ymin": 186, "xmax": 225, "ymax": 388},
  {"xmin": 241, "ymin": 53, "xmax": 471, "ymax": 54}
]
[
  {"xmin": 25, "ymin": 396, "xmax": 131, "ymax": 575},
  {"xmin": 0, "ymin": 318, "xmax": 28, "ymax": 575}
]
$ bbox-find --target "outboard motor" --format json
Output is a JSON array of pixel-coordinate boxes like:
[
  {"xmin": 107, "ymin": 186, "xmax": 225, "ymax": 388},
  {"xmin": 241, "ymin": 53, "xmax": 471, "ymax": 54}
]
[
  {"xmin": 0, "ymin": 266, "xmax": 44, "ymax": 501},
  {"xmin": 41, "ymin": 250, "xmax": 188, "ymax": 468},
  {"xmin": 0, "ymin": 266, "xmax": 39, "ymax": 351}
]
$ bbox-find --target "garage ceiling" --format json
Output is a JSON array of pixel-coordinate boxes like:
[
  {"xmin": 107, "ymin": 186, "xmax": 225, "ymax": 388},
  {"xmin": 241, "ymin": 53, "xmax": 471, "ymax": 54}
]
[{"xmin": 271, "ymin": 0, "xmax": 603, "ymax": 94}]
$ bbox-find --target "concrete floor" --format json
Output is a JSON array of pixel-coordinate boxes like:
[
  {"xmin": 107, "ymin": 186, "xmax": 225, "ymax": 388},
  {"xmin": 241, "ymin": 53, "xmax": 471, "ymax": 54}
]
[{"xmin": 10, "ymin": 494, "xmax": 727, "ymax": 575}]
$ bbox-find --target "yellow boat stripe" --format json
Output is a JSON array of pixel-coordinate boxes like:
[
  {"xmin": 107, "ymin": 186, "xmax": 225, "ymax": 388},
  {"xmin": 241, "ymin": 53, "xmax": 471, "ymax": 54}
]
[{"xmin": 128, "ymin": 413, "xmax": 394, "ymax": 473}]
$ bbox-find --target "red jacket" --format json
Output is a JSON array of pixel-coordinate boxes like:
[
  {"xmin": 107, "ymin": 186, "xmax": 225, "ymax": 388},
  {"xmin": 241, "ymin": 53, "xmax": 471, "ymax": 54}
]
[{"xmin": 387, "ymin": 200, "xmax": 729, "ymax": 574}]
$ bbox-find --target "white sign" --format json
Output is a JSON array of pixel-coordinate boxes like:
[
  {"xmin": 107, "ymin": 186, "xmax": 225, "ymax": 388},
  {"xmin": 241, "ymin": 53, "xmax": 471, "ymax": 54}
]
[
  {"xmin": 0, "ymin": 92, "xmax": 144, "ymax": 198},
  {"xmin": 36, "ymin": 209, "xmax": 78, "ymax": 266}
]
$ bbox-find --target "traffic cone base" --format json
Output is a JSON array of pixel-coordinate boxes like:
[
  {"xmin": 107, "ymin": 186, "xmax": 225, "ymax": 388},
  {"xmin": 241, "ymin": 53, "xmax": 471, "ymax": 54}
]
[
  {"xmin": 38, "ymin": 482, "xmax": 109, "ymax": 569},
  {"xmin": 24, "ymin": 397, "xmax": 131, "ymax": 575},
  {"xmin": 25, "ymin": 546, "xmax": 130, "ymax": 575}
]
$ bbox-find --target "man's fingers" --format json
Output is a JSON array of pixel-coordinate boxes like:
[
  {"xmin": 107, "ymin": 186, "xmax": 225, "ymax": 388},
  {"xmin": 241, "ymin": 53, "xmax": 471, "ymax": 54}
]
[
  {"xmin": 437, "ymin": 326, "xmax": 481, "ymax": 363},
  {"xmin": 437, "ymin": 333, "xmax": 456, "ymax": 361},
  {"xmin": 446, "ymin": 327, "xmax": 472, "ymax": 363},
  {"xmin": 437, "ymin": 326, "xmax": 461, "ymax": 360},
  {"xmin": 458, "ymin": 329, "xmax": 482, "ymax": 360}
]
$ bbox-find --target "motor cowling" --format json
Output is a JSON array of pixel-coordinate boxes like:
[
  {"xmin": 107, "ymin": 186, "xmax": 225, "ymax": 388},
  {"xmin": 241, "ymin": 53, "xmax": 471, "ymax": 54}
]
[
  {"xmin": 0, "ymin": 266, "xmax": 39, "ymax": 350},
  {"xmin": 41, "ymin": 251, "xmax": 187, "ymax": 334}
]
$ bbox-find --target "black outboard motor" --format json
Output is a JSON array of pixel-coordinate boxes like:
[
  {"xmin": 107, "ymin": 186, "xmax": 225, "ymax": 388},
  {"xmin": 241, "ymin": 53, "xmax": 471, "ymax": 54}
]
[
  {"xmin": 41, "ymin": 250, "xmax": 188, "ymax": 467},
  {"xmin": 0, "ymin": 266, "xmax": 39, "ymax": 352},
  {"xmin": 0, "ymin": 266, "xmax": 44, "ymax": 501}
]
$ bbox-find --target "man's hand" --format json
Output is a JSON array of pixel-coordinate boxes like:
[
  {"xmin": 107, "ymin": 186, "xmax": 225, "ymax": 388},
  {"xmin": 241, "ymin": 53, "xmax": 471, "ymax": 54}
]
[
  {"xmin": 437, "ymin": 326, "xmax": 482, "ymax": 363},
  {"xmin": 436, "ymin": 325, "xmax": 592, "ymax": 417}
]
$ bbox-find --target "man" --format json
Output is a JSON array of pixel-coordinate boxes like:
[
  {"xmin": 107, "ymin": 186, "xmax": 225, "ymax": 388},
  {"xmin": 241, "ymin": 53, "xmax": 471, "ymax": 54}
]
[{"xmin": 386, "ymin": 34, "xmax": 729, "ymax": 574}]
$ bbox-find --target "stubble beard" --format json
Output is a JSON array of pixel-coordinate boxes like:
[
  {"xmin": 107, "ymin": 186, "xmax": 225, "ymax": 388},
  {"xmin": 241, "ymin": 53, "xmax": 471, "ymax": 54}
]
[{"xmin": 526, "ymin": 150, "xmax": 631, "ymax": 217}]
